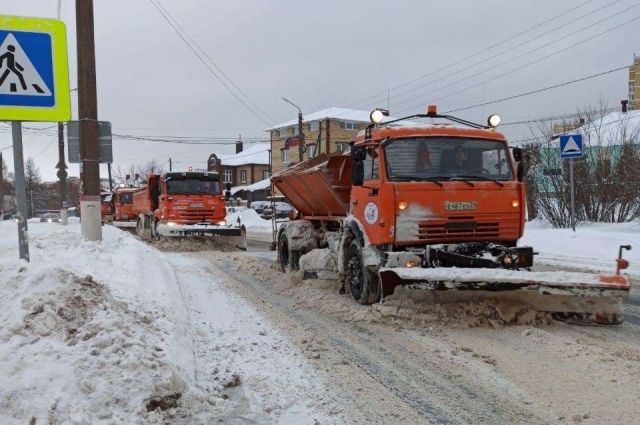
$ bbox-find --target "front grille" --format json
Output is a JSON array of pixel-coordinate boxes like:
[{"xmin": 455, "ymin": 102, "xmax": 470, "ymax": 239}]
[
  {"xmin": 411, "ymin": 214, "xmax": 519, "ymax": 243},
  {"xmin": 175, "ymin": 208, "xmax": 218, "ymax": 224}
]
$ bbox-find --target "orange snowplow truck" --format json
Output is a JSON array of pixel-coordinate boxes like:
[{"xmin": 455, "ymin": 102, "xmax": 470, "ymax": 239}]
[
  {"xmin": 131, "ymin": 171, "xmax": 245, "ymax": 244},
  {"xmin": 273, "ymin": 106, "xmax": 631, "ymax": 323},
  {"xmin": 112, "ymin": 187, "xmax": 143, "ymax": 229}
]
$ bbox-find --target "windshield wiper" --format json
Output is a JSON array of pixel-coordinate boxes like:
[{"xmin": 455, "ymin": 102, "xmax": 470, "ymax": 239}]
[
  {"xmin": 455, "ymin": 175, "xmax": 504, "ymax": 187},
  {"xmin": 448, "ymin": 177, "xmax": 475, "ymax": 187}
]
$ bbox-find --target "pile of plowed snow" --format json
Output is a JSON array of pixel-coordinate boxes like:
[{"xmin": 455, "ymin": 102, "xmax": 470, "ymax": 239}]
[
  {"xmin": 225, "ymin": 208, "xmax": 271, "ymax": 230},
  {"xmin": 0, "ymin": 223, "xmax": 197, "ymax": 424}
]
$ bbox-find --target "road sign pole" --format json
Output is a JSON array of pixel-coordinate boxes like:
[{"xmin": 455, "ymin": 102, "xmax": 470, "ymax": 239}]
[
  {"xmin": 11, "ymin": 121, "xmax": 29, "ymax": 261},
  {"xmin": 569, "ymin": 158, "xmax": 576, "ymax": 232},
  {"xmin": 76, "ymin": 0, "xmax": 102, "ymax": 241}
]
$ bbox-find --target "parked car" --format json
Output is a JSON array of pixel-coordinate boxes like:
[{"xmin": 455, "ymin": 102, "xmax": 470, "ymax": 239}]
[
  {"xmin": 249, "ymin": 201, "xmax": 271, "ymax": 217},
  {"xmin": 260, "ymin": 201, "xmax": 294, "ymax": 219},
  {"xmin": 40, "ymin": 212, "xmax": 61, "ymax": 223}
]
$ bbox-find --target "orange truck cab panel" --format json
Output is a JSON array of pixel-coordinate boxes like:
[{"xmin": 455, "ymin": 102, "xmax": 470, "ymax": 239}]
[
  {"xmin": 114, "ymin": 187, "xmax": 141, "ymax": 221},
  {"xmin": 349, "ymin": 125, "xmax": 525, "ymax": 247}
]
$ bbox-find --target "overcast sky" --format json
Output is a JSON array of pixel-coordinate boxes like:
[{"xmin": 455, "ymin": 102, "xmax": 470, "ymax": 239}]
[{"xmin": 1, "ymin": 0, "xmax": 639, "ymax": 181}]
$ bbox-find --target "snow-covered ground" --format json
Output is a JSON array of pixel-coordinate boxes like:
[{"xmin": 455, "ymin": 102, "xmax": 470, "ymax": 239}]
[
  {"xmin": 0, "ymin": 221, "xmax": 349, "ymax": 424},
  {"xmin": 522, "ymin": 220, "xmax": 640, "ymax": 277}
]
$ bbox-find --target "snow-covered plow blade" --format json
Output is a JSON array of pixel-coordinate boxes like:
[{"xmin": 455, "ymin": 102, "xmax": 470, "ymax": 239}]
[
  {"xmin": 112, "ymin": 221, "xmax": 137, "ymax": 229},
  {"xmin": 378, "ymin": 267, "xmax": 631, "ymax": 323},
  {"xmin": 156, "ymin": 223, "xmax": 247, "ymax": 250}
]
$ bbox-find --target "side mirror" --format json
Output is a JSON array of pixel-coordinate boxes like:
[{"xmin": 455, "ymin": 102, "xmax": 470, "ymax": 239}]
[
  {"xmin": 512, "ymin": 147, "xmax": 522, "ymax": 163},
  {"xmin": 352, "ymin": 159, "xmax": 364, "ymax": 186}
]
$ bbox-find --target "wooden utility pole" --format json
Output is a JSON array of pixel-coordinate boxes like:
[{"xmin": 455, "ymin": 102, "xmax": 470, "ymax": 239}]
[{"xmin": 76, "ymin": 0, "xmax": 102, "ymax": 240}]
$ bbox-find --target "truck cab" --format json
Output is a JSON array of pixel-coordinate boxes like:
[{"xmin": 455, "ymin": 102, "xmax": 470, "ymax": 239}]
[
  {"xmin": 349, "ymin": 124, "xmax": 525, "ymax": 249},
  {"xmin": 133, "ymin": 171, "xmax": 242, "ymax": 239}
]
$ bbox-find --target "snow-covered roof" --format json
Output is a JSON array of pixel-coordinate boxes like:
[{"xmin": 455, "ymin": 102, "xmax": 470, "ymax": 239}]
[
  {"xmin": 230, "ymin": 177, "xmax": 270, "ymax": 195},
  {"xmin": 568, "ymin": 111, "xmax": 640, "ymax": 147},
  {"xmin": 267, "ymin": 107, "xmax": 376, "ymax": 130},
  {"xmin": 218, "ymin": 142, "xmax": 269, "ymax": 166}
]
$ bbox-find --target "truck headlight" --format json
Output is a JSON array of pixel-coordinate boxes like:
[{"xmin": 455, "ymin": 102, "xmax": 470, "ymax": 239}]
[
  {"xmin": 398, "ymin": 201, "xmax": 408, "ymax": 211},
  {"xmin": 487, "ymin": 114, "xmax": 501, "ymax": 127},
  {"xmin": 167, "ymin": 222, "xmax": 177, "ymax": 227},
  {"xmin": 217, "ymin": 220, "xmax": 226, "ymax": 226}
]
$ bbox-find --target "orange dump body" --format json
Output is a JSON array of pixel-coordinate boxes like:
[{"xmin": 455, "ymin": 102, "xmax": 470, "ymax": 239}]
[
  {"xmin": 272, "ymin": 153, "xmax": 352, "ymax": 220},
  {"xmin": 273, "ymin": 124, "xmax": 526, "ymax": 247}
]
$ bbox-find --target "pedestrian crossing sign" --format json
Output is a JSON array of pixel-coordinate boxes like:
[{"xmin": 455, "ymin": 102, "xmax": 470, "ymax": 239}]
[
  {"xmin": 0, "ymin": 16, "xmax": 70, "ymax": 122},
  {"xmin": 559, "ymin": 134, "xmax": 583, "ymax": 159}
]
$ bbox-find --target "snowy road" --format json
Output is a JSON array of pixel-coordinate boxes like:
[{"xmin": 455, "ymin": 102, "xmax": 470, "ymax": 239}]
[
  {"xmin": 2, "ymin": 222, "xmax": 639, "ymax": 424},
  {"xmin": 186, "ymin": 249, "xmax": 640, "ymax": 425}
]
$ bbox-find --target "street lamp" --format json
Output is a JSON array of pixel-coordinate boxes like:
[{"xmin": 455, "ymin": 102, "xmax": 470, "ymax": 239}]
[{"xmin": 282, "ymin": 97, "xmax": 304, "ymax": 162}]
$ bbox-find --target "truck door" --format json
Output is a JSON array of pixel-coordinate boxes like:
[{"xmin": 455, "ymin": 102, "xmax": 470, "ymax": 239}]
[{"xmin": 351, "ymin": 146, "xmax": 385, "ymax": 244}]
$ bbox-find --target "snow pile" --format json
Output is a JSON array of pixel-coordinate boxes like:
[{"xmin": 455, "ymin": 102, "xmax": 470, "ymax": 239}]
[
  {"xmin": 225, "ymin": 208, "xmax": 271, "ymax": 230},
  {"xmin": 0, "ymin": 223, "xmax": 197, "ymax": 423}
]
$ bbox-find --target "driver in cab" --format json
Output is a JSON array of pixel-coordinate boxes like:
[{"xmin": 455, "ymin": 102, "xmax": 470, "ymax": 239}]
[{"xmin": 441, "ymin": 145, "xmax": 468, "ymax": 174}]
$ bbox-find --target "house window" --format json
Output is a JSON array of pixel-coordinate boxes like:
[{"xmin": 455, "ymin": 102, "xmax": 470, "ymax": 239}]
[
  {"xmin": 240, "ymin": 170, "xmax": 247, "ymax": 183},
  {"xmin": 308, "ymin": 121, "xmax": 319, "ymax": 132},
  {"xmin": 306, "ymin": 144, "xmax": 317, "ymax": 159},
  {"xmin": 335, "ymin": 142, "xmax": 349, "ymax": 152},
  {"xmin": 340, "ymin": 121, "xmax": 359, "ymax": 130},
  {"xmin": 262, "ymin": 170, "xmax": 270, "ymax": 180},
  {"xmin": 223, "ymin": 169, "xmax": 233, "ymax": 183},
  {"xmin": 281, "ymin": 148, "xmax": 289, "ymax": 163},
  {"xmin": 273, "ymin": 129, "xmax": 281, "ymax": 137}
]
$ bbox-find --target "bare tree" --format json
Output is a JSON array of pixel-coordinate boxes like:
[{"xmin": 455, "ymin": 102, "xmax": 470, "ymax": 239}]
[
  {"xmin": 113, "ymin": 160, "xmax": 166, "ymax": 187},
  {"xmin": 24, "ymin": 157, "xmax": 42, "ymax": 217},
  {"xmin": 525, "ymin": 104, "xmax": 640, "ymax": 227}
]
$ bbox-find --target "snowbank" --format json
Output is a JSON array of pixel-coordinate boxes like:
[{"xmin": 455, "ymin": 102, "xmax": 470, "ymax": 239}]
[
  {"xmin": 225, "ymin": 208, "xmax": 272, "ymax": 230},
  {"xmin": 523, "ymin": 220, "xmax": 639, "ymax": 276},
  {"xmin": 0, "ymin": 223, "xmax": 197, "ymax": 423}
]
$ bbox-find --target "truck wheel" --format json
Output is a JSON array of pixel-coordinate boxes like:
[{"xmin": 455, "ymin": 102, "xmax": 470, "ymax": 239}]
[
  {"xmin": 345, "ymin": 239, "xmax": 381, "ymax": 305},
  {"xmin": 278, "ymin": 231, "xmax": 300, "ymax": 272}
]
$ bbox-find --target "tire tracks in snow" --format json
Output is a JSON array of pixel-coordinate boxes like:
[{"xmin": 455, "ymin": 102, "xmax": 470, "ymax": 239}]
[{"xmin": 210, "ymin": 259, "xmax": 547, "ymax": 425}]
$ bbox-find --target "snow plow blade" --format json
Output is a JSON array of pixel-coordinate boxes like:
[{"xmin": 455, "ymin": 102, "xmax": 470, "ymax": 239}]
[
  {"xmin": 378, "ymin": 267, "xmax": 631, "ymax": 322},
  {"xmin": 156, "ymin": 223, "xmax": 247, "ymax": 250}
]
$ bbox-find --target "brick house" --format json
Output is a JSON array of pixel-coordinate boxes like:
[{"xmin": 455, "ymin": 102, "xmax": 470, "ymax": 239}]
[
  {"xmin": 268, "ymin": 107, "xmax": 373, "ymax": 175},
  {"xmin": 207, "ymin": 141, "xmax": 270, "ymax": 187}
]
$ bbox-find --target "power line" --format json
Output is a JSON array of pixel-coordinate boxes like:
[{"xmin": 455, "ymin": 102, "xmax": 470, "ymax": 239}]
[
  {"xmin": 345, "ymin": 0, "xmax": 597, "ymax": 108},
  {"xmin": 502, "ymin": 107, "xmax": 620, "ymax": 126},
  {"xmin": 148, "ymin": 0, "xmax": 273, "ymax": 126},
  {"xmin": 395, "ymin": 12, "xmax": 640, "ymax": 114},
  {"xmin": 150, "ymin": 0, "xmax": 276, "ymax": 124},
  {"xmin": 113, "ymin": 133, "xmax": 269, "ymax": 145},
  {"xmin": 443, "ymin": 65, "xmax": 628, "ymax": 114},
  {"xmin": 362, "ymin": 0, "xmax": 624, "ymax": 110}
]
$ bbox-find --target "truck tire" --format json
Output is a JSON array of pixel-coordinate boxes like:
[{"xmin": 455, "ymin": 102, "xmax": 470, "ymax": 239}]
[
  {"xmin": 345, "ymin": 239, "xmax": 381, "ymax": 305},
  {"xmin": 278, "ymin": 231, "xmax": 300, "ymax": 272}
]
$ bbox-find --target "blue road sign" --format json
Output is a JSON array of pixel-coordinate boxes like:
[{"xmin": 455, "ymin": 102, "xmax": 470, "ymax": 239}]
[
  {"xmin": 0, "ymin": 16, "xmax": 70, "ymax": 122},
  {"xmin": 0, "ymin": 30, "xmax": 55, "ymax": 107},
  {"xmin": 559, "ymin": 134, "xmax": 583, "ymax": 159}
]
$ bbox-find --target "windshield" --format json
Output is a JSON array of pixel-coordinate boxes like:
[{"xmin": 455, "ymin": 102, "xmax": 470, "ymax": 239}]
[
  {"xmin": 166, "ymin": 178, "xmax": 221, "ymax": 195},
  {"xmin": 118, "ymin": 192, "xmax": 133, "ymax": 204},
  {"xmin": 384, "ymin": 137, "xmax": 513, "ymax": 181}
]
